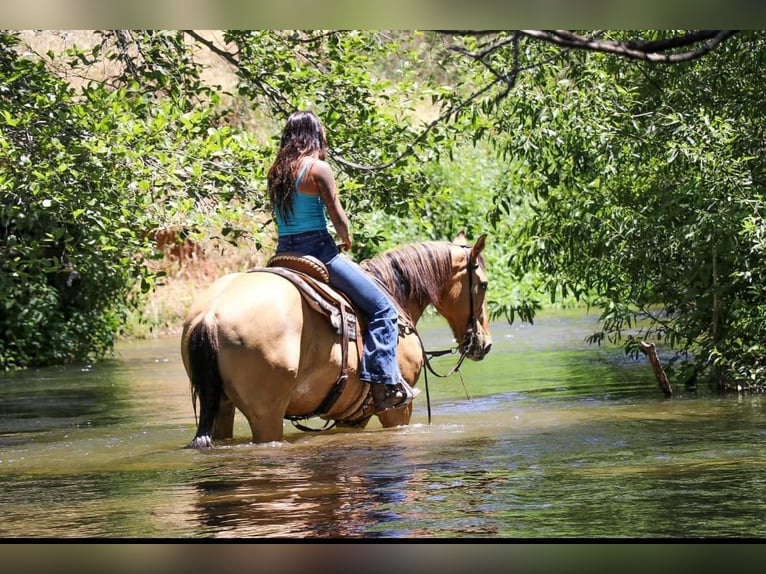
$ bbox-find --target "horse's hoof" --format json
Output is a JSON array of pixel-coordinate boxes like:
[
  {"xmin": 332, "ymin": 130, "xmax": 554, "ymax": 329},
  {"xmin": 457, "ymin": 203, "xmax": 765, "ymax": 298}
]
[{"xmin": 186, "ymin": 435, "xmax": 213, "ymax": 449}]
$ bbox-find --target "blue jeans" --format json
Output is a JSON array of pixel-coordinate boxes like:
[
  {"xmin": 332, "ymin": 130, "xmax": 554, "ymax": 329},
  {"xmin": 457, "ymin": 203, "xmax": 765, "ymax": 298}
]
[{"xmin": 276, "ymin": 230, "xmax": 402, "ymax": 385}]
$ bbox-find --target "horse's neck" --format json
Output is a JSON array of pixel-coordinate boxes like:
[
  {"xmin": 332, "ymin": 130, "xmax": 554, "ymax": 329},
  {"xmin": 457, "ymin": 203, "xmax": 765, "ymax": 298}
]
[
  {"xmin": 400, "ymin": 302, "xmax": 426, "ymax": 325},
  {"xmin": 362, "ymin": 243, "xmax": 451, "ymax": 327}
]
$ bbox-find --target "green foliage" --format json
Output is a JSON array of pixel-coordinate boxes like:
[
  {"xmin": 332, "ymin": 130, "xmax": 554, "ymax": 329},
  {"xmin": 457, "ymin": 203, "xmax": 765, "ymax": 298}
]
[
  {"xmin": 475, "ymin": 31, "xmax": 766, "ymax": 390},
  {"xmin": 224, "ymin": 31, "xmax": 441, "ymax": 219},
  {"xmin": 360, "ymin": 140, "xmax": 543, "ymax": 323},
  {"xmin": 0, "ymin": 32, "xmax": 266, "ymax": 370},
  {"xmin": 1, "ymin": 33, "xmax": 145, "ymax": 368}
]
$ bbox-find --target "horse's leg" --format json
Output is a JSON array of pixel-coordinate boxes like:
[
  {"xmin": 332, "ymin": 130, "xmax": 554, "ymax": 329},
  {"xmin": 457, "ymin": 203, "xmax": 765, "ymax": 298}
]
[
  {"xmin": 212, "ymin": 395, "xmax": 235, "ymax": 441},
  {"xmin": 246, "ymin": 412, "xmax": 286, "ymax": 443},
  {"xmin": 336, "ymin": 416, "xmax": 373, "ymax": 429},
  {"xmin": 233, "ymin": 375, "xmax": 290, "ymax": 444},
  {"xmin": 218, "ymin": 345, "xmax": 295, "ymax": 444},
  {"xmin": 222, "ymin": 376, "xmax": 290, "ymax": 444},
  {"xmin": 376, "ymin": 333, "xmax": 423, "ymax": 428}
]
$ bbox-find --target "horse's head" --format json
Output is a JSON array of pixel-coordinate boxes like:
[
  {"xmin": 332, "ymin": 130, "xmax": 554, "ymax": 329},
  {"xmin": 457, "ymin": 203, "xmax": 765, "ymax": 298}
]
[
  {"xmin": 440, "ymin": 232, "xmax": 493, "ymax": 360},
  {"xmin": 361, "ymin": 234, "xmax": 493, "ymax": 360}
]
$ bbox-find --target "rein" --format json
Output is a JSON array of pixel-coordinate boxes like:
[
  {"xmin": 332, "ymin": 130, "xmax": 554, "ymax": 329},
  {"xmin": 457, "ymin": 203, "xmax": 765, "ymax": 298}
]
[{"xmin": 418, "ymin": 245, "xmax": 478, "ymax": 424}]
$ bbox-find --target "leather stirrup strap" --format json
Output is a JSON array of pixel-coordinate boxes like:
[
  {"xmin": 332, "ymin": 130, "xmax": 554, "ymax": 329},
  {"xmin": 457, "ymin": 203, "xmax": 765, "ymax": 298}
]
[{"xmin": 313, "ymin": 299, "xmax": 350, "ymax": 416}]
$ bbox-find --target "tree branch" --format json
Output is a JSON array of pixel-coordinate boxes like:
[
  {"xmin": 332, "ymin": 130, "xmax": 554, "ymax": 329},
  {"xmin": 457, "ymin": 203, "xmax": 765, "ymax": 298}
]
[
  {"xmin": 183, "ymin": 29, "xmax": 291, "ymax": 115},
  {"xmin": 640, "ymin": 341, "xmax": 673, "ymax": 397},
  {"xmin": 333, "ymin": 75, "xmax": 505, "ymax": 171},
  {"xmin": 518, "ymin": 30, "xmax": 739, "ymax": 63},
  {"xmin": 186, "ymin": 30, "xmax": 741, "ymax": 175},
  {"xmin": 440, "ymin": 30, "xmax": 739, "ymax": 64}
]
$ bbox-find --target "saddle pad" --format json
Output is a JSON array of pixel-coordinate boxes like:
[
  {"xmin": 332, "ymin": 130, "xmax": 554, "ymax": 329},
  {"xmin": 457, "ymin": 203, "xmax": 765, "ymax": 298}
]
[{"xmin": 250, "ymin": 265, "xmax": 357, "ymax": 340}]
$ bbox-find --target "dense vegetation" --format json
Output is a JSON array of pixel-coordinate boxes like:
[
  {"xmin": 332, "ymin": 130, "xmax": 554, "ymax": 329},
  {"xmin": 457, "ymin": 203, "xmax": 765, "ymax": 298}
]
[
  {"xmin": 0, "ymin": 31, "xmax": 266, "ymax": 369},
  {"xmin": 2, "ymin": 30, "xmax": 765, "ymax": 393}
]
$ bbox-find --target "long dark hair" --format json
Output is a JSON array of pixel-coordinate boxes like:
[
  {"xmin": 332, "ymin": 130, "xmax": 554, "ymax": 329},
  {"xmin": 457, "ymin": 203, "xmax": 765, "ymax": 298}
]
[{"xmin": 267, "ymin": 110, "xmax": 328, "ymax": 223}]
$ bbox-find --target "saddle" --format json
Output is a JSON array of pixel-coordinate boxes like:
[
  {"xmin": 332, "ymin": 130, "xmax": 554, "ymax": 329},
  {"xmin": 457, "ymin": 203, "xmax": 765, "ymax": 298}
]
[
  {"xmin": 248, "ymin": 253, "xmax": 363, "ymax": 424},
  {"xmin": 263, "ymin": 253, "xmax": 358, "ymax": 340}
]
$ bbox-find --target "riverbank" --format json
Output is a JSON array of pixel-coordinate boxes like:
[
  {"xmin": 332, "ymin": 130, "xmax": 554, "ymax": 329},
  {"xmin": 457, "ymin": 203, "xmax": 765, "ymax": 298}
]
[{"xmin": 120, "ymin": 237, "xmax": 268, "ymax": 341}]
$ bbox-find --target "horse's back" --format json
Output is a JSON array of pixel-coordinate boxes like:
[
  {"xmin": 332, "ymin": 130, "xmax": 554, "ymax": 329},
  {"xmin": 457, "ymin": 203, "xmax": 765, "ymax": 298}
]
[
  {"xmin": 184, "ymin": 271, "xmax": 343, "ymax": 371},
  {"xmin": 186, "ymin": 271, "xmax": 302, "ymax": 340}
]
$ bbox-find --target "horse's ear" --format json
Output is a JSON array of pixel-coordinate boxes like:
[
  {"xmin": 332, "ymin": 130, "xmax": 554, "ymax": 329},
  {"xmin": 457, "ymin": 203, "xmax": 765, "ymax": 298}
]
[
  {"xmin": 454, "ymin": 231, "xmax": 468, "ymax": 246},
  {"xmin": 471, "ymin": 234, "xmax": 487, "ymax": 257}
]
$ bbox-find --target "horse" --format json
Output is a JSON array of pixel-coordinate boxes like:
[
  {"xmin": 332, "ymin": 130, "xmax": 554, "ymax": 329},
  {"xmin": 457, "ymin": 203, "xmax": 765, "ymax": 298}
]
[{"xmin": 181, "ymin": 232, "xmax": 492, "ymax": 447}]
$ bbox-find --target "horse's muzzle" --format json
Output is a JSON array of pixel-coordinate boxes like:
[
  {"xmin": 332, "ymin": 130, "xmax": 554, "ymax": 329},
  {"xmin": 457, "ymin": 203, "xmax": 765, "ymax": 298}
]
[
  {"xmin": 461, "ymin": 329, "xmax": 492, "ymax": 360},
  {"xmin": 470, "ymin": 342, "xmax": 492, "ymax": 360}
]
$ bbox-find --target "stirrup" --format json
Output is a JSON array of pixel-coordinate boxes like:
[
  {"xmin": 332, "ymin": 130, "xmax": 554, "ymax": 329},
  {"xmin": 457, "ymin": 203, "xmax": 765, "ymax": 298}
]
[{"xmin": 371, "ymin": 380, "xmax": 420, "ymax": 412}]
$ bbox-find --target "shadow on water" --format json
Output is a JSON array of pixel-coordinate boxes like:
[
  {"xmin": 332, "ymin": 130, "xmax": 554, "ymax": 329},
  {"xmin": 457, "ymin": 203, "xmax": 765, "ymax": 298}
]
[{"xmin": 1, "ymin": 309, "xmax": 765, "ymax": 538}]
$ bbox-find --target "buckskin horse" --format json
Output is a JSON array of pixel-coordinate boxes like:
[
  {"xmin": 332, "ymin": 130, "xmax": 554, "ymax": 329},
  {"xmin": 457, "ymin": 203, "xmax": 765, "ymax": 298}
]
[{"xmin": 181, "ymin": 232, "xmax": 492, "ymax": 447}]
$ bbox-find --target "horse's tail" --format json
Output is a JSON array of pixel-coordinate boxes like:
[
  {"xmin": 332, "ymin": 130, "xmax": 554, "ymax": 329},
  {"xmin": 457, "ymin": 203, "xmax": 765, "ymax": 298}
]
[{"xmin": 185, "ymin": 312, "xmax": 223, "ymax": 448}]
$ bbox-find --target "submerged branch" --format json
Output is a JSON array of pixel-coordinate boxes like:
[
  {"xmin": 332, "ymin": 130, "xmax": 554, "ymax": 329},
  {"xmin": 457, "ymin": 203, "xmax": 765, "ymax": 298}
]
[{"xmin": 639, "ymin": 341, "xmax": 673, "ymax": 397}]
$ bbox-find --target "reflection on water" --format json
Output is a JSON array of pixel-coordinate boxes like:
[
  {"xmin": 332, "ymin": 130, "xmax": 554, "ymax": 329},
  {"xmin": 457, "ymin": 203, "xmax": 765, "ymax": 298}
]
[{"xmin": 1, "ymin": 310, "xmax": 765, "ymax": 538}]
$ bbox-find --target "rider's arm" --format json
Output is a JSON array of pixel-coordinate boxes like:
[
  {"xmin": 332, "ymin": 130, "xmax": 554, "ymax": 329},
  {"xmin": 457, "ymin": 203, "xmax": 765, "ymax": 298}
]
[{"xmin": 308, "ymin": 160, "xmax": 352, "ymax": 251}]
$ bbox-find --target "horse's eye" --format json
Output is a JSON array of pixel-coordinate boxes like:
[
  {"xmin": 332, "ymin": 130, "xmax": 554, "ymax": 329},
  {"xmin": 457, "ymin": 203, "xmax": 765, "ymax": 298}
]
[{"xmin": 479, "ymin": 281, "xmax": 488, "ymax": 292}]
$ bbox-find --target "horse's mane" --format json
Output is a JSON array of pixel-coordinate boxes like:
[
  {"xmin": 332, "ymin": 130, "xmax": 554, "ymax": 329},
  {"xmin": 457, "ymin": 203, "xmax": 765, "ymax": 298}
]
[{"xmin": 360, "ymin": 241, "xmax": 455, "ymax": 309}]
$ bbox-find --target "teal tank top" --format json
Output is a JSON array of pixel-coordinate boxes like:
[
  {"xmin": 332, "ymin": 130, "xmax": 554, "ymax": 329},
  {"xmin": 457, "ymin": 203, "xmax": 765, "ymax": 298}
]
[{"xmin": 274, "ymin": 160, "xmax": 329, "ymax": 236}]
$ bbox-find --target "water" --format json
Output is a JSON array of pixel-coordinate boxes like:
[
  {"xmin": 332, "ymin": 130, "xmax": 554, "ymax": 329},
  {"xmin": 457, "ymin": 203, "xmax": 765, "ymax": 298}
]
[{"xmin": 1, "ymin": 309, "xmax": 765, "ymax": 539}]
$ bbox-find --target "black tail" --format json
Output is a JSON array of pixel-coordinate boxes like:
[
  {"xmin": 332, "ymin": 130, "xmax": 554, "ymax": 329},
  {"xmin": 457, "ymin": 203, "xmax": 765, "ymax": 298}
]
[{"xmin": 186, "ymin": 317, "xmax": 223, "ymax": 448}]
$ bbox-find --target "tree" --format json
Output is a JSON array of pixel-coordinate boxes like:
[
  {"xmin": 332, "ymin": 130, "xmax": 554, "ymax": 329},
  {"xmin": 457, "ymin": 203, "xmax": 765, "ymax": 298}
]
[
  {"xmin": 0, "ymin": 31, "xmax": 265, "ymax": 369},
  {"xmin": 442, "ymin": 30, "xmax": 764, "ymax": 390},
  {"xmin": 2, "ymin": 31, "xmax": 146, "ymax": 368}
]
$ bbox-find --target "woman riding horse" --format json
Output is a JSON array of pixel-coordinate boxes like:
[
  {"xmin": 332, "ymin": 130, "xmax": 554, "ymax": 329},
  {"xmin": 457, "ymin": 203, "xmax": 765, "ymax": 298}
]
[
  {"xmin": 181, "ymin": 232, "xmax": 492, "ymax": 447},
  {"xmin": 267, "ymin": 110, "xmax": 417, "ymax": 413}
]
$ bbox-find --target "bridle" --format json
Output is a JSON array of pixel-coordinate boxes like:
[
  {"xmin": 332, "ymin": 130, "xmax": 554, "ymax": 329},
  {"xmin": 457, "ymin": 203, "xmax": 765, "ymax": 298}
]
[{"xmin": 415, "ymin": 245, "xmax": 483, "ymax": 424}]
